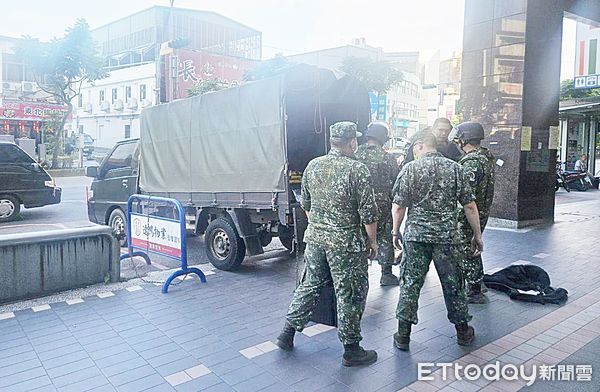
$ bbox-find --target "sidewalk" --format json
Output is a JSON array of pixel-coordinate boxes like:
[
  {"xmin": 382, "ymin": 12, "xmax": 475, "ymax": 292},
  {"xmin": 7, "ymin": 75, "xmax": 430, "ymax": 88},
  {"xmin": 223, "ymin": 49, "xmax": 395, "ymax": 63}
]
[{"xmin": 0, "ymin": 190, "xmax": 599, "ymax": 392}]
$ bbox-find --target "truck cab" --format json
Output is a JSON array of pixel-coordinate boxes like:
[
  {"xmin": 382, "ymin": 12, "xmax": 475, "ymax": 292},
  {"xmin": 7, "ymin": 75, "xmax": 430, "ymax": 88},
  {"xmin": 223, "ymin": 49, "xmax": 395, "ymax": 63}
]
[
  {"xmin": 86, "ymin": 138, "xmax": 139, "ymax": 244},
  {"xmin": 0, "ymin": 141, "xmax": 61, "ymax": 222}
]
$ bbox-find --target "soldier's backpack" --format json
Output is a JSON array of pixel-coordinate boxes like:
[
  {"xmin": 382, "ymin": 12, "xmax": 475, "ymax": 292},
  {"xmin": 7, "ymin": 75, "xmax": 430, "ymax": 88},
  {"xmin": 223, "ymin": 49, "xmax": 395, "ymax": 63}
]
[{"xmin": 483, "ymin": 264, "xmax": 568, "ymax": 305}]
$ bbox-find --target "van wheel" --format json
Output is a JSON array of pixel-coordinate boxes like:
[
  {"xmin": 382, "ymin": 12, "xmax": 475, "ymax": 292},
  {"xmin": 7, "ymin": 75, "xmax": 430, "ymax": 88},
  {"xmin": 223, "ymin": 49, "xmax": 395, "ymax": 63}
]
[
  {"xmin": 109, "ymin": 209, "xmax": 128, "ymax": 247},
  {"xmin": 205, "ymin": 218, "xmax": 246, "ymax": 271},
  {"xmin": 0, "ymin": 195, "xmax": 20, "ymax": 223}
]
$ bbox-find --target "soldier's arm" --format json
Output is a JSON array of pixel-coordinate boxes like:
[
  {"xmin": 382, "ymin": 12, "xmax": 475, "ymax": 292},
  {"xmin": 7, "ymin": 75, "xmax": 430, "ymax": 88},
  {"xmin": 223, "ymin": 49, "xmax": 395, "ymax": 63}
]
[
  {"xmin": 391, "ymin": 166, "xmax": 410, "ymax": 248},
  {"xmin": 355, "ymin": 165, "xmax": 378, "ymax": 256},
  {"xmin": 462, "ymin": 159, "xmax": 484, "ymax": 187},
  {"xmin": 300, "ymin": 169, "xmax": 311, "ymax": 217},
  {"xmin": 458, "ymin": 167, "xmax": 483, "ymax": 254}
]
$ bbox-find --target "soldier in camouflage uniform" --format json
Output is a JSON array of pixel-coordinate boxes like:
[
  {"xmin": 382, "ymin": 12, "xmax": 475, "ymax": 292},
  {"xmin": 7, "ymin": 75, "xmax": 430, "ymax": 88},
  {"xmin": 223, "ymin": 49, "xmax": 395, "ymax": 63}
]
[
  {"xmin": 355, "ymin": 121, "xmax": 401, "ymax": 286},
  {"xmin": 276, "ymin": 121, "xmax": 380, "ymax": 367},
  {"xmin": 453, "ymin": 122, "xmax": 495, "ymax": 304},
  {"xmin": 402, "ymin": 118, "xmax": 462, "ymax": 167},
  {"xmin": 390, "ymin": 130, "xmax": 484, "ymax": 351}
]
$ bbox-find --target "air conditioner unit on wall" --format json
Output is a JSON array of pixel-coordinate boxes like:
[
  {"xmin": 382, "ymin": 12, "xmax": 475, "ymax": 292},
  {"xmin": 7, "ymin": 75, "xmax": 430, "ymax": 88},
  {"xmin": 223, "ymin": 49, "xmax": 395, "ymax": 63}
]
[
  {"xmin": 100, "ymin": 101, "xmax": 110, "ymax": 112},
  {"xmin": 3, "ymin": 82, "xmax": 17, "ymax": 91},
  {"xmin": 21, "ymin": 81, "xmax": 36, "ymax": 92},
  {"xmin": 113, "ymin": 99, "xmax": 124, "ymax": 111},
  {"xmin": 126, "ymin": 97, "xmax": 138, "ymax": 110}
]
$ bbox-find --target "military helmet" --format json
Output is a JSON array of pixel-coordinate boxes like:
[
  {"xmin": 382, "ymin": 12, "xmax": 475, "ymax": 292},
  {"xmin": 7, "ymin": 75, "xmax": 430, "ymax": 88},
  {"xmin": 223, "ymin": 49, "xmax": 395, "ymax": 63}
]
[
  {"xmin": 365, "ymin": 121, "xmax": 390, "ymax": 144},
  {"xmin": 455, "ymin": 122, "xmax": 485, "ymax": 142}
]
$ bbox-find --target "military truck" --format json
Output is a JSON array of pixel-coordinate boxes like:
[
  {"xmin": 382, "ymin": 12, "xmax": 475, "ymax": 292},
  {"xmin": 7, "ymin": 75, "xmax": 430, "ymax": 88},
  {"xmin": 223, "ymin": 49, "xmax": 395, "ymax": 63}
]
[{"xmin": 86, "ymin": 65, "xmax": 370, "ymax": 270}]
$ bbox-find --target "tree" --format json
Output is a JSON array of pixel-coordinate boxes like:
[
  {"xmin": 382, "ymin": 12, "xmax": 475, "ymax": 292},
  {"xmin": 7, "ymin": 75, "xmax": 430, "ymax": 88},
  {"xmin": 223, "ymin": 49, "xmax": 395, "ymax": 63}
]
[
  {"xmin": 187, "ymin": 78, "xmax": 227, "ymax": 97},
  {"xmin": 16, "ymin": 19, "xmax": 107, "ymax": 168},
  {"xmin": 339, "ymin": 56, "xmax": 403, "ymax": 93},
  {"xmin": 243, "ymin": 54, "xmax": 292, "ymax": 81},
  {"xmin": 560, "ymin": 79, "xmax": 600, "ymax": 101}
]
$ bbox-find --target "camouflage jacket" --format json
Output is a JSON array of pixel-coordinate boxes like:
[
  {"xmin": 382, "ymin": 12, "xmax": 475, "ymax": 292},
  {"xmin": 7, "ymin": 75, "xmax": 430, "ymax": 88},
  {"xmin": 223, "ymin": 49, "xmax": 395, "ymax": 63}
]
[
  {"xmin": 458, "ymin": 146, "xmax": 495, "ymax": 239},
  {"xmin": 393, "ymin": 152, "xmax": 475, "ymax": 244},
  {"xmin": 301, "ymin": 149, "xmax": 378, "ymax": 252},
  {"xmin": 355, "ymin": 144, "xmax": 400, "ymax": 218},
  {"xmin": 402, "ymin": 140, "xmax": 462, "ymax": 168}
]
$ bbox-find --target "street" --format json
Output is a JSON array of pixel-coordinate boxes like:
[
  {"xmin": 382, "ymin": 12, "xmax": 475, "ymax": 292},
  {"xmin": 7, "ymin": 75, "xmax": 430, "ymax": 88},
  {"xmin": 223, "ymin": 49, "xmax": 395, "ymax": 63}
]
[{"xmin": 0, "ymin": 175, "xmax": 293, "ymax": 280}]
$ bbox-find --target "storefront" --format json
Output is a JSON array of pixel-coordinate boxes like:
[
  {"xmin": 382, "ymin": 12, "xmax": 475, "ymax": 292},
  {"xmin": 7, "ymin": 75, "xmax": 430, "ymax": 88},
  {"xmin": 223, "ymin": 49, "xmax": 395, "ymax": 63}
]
[
  {"xmin": 558, "ymin": 101, "xmax": 600, "ymax": 175},
  {"xmin": 0, "ymin": 100, "xmax": 69, "ymax": 145}
]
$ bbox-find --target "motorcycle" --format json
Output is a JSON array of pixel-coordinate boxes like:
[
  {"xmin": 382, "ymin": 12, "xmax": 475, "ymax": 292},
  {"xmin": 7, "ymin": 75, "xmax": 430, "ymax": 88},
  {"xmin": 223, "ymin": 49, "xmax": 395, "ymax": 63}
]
[
  {"xmin": 555, "ymin": 167, "xmax": 570, "ymax": 192},
  {"xmin": 561, "ymin": 169, "xmax": 589, "ymax": 191}
]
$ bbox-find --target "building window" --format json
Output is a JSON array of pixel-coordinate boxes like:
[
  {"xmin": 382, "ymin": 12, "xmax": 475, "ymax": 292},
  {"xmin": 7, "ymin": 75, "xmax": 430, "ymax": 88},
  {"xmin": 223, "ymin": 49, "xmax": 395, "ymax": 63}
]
[
  {"xmin": 77, "ymin": 94, "xmax": 83, "ymax": 108},
  {"xmin": 99, "ymin": 90, "xmax": 105, "ymax": 104},
  {"xmin": 112, "ymin": 88, "xmax": 118, "ymax": 104},
  {"xmin": 125, "ymin": 86, "xmax": 131, "ymax": 103},
  {"xmin": 124, "ymin": 124, "xmax": 131, "ymax": 139},
  {"xmin": 139, "ymin": 84, "xmax": 146, "ymax": 101}
]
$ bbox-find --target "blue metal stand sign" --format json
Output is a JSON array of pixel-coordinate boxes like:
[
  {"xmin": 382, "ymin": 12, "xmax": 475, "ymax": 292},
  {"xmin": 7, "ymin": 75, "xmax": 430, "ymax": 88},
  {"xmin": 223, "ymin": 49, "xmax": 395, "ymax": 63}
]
[{"xmin": 122, "ymin": 194, "xmax": 206, "ymax": 293}]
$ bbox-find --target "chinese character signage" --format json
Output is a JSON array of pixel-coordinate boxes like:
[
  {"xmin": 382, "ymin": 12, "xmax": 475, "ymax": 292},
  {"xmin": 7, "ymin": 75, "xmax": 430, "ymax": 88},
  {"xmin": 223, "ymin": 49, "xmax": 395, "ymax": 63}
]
[
  {"xmin": 164, "ymin": 49, "xmax": 259, "ymax": 101},
  {"xmin": 574, "ymin": 21, "xmax": 600, "ymax": 89},
  {"xmin": 0, "ymin": 100, "xmax": 69, "ymax": 120},
  {"xmin": 130, "ymin": 213, "xmax": 182, "ymax": 259}
]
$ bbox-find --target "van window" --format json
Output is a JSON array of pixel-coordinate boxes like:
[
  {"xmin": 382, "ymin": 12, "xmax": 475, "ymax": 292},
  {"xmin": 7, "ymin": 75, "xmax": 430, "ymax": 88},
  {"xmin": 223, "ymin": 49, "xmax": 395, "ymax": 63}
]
[
  {"xmin": 102, "ymin": 142, "xmax": 136, "ymax": 178},
  {"xmin": 0, "ymin": 144, "xmax": 34, "ymax": 164}
]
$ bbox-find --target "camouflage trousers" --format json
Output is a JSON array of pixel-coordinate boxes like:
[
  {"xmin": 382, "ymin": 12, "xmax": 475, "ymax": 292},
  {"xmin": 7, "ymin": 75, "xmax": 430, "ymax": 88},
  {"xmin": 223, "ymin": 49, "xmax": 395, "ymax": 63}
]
[
  {"xmin": 396, "ymin": 241, "xmax": 471, "ymax": 325},
  {"xmin": 460, "ymin": 221, "xmax": 487, "ymax": 285},
  {"xmin": 376, "ymin": 213, "xmax": 394, "ymax": 266},
  {"xmin": 286, "ymin": 243, "xmax": 369, "ymax": 345}
]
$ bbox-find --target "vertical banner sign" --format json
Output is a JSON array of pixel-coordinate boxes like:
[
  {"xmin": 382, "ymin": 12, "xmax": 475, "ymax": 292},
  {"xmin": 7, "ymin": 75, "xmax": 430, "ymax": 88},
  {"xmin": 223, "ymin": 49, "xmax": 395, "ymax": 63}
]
[
  {"xmin": 549, "ymin": 126, "xmax": 560, "ymax": 150},
  {"xmin": 368, "ymin": 91, "xmax": 378, "ymax": 120},
  {"xmin": 574, "ymin": 22, "xmax": 600, "ymax": 89},
  {"xmin": 377, "ymin": 94, "xmax": 387, "ymax": 120},
  {"xmin": 130, "ymin": 213, "xmax": 182, "ymax": 259},
  {"xmin": 521, "ymin": 126, "xmax": 532, "ymax": 151}
]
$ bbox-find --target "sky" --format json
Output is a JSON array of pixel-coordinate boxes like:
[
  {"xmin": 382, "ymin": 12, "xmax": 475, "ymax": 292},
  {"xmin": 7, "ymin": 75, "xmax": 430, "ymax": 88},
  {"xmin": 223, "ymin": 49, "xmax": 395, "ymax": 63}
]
[{"xmin": 0, "ymin": 0, "xmax": 577, "ymax": 79}]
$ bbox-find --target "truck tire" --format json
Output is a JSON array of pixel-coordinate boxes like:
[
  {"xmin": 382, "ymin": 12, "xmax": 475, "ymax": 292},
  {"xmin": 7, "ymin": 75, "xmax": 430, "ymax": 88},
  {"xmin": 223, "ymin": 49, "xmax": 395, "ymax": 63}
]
[
  {"xmin": 205, "ymin": 218, "xmax": 246, "ymax": 270},
  {"xmin": 0, "ymin": 195, "xmax": 20, "ymax": 223},
  {"xmin": 109, "ymin": 208, "xmax": 128, "ymax": 247}
]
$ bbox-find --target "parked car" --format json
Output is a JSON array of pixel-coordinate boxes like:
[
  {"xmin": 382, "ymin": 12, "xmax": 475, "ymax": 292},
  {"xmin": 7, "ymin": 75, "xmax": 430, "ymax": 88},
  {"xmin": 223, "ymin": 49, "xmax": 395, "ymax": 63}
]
[
  {"xmin": 65, "ymin": 133, "xmax": 95, "ymax": 159},
  {"xmin": 0, "ymin": 141, "xmax": 62, "ymax": 222}
]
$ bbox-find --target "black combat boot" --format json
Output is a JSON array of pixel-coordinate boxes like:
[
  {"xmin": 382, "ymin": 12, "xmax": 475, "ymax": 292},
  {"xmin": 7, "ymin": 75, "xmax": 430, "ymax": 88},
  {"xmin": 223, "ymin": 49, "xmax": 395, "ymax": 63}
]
[
  {"xmin": 456, "ymin": 323, "xmax": 475, "ymax": 346},
  {"xmin": 380, "ymin": 265, "xmax": 399, "ymax": 286},
  {"xmin": 468, "ymin": 283, "xmax": 486, "ymax": 304},
  {"xmin": 393, "ymin": 320, "xmax": 412, "ymax": 351},
  {"xmin": 276, "ymin": 321, "xmax": 296, "ymax": 351},
  {"xmin": 342, "ymin": 343, "xmax": 378, "ymax": 367}
]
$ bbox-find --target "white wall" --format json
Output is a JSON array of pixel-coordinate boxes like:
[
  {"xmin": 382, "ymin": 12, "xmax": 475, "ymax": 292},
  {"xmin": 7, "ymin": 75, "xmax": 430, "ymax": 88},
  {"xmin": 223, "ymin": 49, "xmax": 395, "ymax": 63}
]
[{"xmin": 72, "ymin": 62, "xmax": 156, "ymax": 149}]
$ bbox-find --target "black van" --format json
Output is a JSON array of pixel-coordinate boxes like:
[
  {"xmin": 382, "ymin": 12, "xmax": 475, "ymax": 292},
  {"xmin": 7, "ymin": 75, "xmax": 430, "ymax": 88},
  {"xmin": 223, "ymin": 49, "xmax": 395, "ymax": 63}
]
[
  {"xmin": 0, "ymin": 142, "xmax": 62, "ymax": 222},
  {"xmin": 86, "ymin": 138, "xmax": 139, "ymax": 245}
]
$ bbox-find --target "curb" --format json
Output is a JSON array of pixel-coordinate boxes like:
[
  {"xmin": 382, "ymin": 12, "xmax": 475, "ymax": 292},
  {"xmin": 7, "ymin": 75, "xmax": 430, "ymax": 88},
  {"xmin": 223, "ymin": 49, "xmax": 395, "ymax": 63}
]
[{"xmin": 48, "ymin": 168, "xmax": 86, "ymax": 177}]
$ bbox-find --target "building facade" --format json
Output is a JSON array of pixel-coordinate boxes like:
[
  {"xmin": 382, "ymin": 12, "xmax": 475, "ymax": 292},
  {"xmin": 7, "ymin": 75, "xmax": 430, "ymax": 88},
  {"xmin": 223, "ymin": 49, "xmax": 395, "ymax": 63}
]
[
  {"xmin": 73, "ymin": 6, "xmax": 262, "ymax": 148},
  {"xmin": 0, "ymin": 36, "xmax": 68, "ymax": 145}
]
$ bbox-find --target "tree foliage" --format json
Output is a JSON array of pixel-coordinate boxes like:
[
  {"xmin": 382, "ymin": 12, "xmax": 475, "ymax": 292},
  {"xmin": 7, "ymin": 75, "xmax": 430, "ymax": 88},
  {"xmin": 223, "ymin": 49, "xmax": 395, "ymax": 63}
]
[
  {"xmin": 243, "ymin": 54, "xmax": 292, "ymax": 81},
  {"xmin": 187, "ymin": 78, "xmax": 227, "ymax": 97},
  {"xmin": 339, "ymin": 56, "xmax": 403, "ymax": 93},
  {"xmin": 560, "ymin": 79, "xmax": 600, "ymax": 101},
  {"xmin": 16, "ymin": 19, "xmax": 106, "ymax": 167}
]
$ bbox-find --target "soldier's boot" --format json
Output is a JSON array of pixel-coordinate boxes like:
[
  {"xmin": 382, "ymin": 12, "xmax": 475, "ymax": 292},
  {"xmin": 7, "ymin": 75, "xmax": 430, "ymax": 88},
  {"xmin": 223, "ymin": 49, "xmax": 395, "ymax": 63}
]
[
  {"xmin": 380, "ymin": 265, "xmax": 399, "ymax": 286},
  {"xmin": 393, "ymin": 320, "xmax": 412, "ymax": 351},
  {"xmin": 276, "ymin": 321, "xmax": 296, "ymax": 351},
  {"xmin": 456, "ymin": 323, "xmax": 475, "ymax": 346},
  {"xmin": 342, "ymin": 343, "xmax": 378, "ymax": 367},
  {"xmin": 467, "ymin": 283, "xmax": 486, "ymax": 304}
]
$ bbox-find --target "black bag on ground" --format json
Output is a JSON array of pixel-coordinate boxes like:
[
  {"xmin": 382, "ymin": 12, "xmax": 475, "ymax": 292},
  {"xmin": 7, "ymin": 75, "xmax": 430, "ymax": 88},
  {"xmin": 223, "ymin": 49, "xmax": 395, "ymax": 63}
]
[{"xmin": 483, "ymin": 264, "xmax": 568, "ymax": 305}]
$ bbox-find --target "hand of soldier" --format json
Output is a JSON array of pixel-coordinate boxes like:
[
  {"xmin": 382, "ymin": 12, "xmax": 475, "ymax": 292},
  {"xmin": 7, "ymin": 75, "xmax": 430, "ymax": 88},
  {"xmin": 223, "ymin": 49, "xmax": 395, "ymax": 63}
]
[
  {"xmin": 393, "ymin": 232, "xmax": 403, "ymax": 250},
  {"xmin": 471, "ymin": 235, "xmax": 484, "ymax": 257},
  {"xmin": 367, "ymin": 240, "xmax": 379, "ymax": 260}
]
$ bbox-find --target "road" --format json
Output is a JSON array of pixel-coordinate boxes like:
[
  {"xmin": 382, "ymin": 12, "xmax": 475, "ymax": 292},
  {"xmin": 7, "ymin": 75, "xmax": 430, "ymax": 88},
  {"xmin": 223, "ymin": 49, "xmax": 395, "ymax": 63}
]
[{"xmin": 0, "ymin": 176, "xmax": 293, "ymax": 280}]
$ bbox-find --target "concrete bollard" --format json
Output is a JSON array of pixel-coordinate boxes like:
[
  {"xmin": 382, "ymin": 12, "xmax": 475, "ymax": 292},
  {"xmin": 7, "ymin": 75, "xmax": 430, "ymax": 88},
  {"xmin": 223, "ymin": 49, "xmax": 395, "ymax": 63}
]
[{"xmin": 0, "ymin": 226, "xmax": 120, "ymax": 303}]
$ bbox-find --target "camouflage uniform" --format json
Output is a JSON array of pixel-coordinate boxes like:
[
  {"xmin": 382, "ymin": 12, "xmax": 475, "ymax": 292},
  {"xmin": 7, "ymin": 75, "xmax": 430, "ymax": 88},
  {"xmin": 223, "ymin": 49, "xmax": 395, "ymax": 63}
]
[
  {"xmin": 393, "ymin": 151, "xmax": 474, "ymax": 325},
  {"xmin": 458, "ymin": 147, "xmax": 495, "ymax": 285},
  {"xmin": 285, "ymin": 126, "xmax": 378, "ymax": 345},
  {"xmin": 355, "ymin": 144, "xmax": 399, "ymax": 267}
]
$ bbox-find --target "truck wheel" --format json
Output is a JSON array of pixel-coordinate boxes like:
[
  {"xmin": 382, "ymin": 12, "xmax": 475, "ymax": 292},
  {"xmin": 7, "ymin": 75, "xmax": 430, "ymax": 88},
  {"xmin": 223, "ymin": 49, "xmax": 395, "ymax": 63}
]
[
  {"xmin": 205, "ymin": 218, "xmax": 246, "ymax": 270},
  {"xmin": 109, "ymin": 209, "xmax": 128, "ymax": 247},
  {"xmin": 0, "ymin": 195, "xmax": 20, "ymax": 223}
]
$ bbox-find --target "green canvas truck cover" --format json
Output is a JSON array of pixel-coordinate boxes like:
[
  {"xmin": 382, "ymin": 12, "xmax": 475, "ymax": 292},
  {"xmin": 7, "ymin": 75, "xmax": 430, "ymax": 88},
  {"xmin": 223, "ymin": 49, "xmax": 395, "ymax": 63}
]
[{"xmin": 139, "ymin": 76, "xmax": 286, "ymax": 194}]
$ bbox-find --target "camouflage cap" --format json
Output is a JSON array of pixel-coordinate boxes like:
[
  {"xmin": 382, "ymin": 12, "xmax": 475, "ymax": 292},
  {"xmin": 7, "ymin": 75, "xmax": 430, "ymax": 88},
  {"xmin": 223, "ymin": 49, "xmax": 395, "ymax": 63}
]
[
  {"xmin": 330, "ymin": 121, "xmax": 362, "ymax": 139},
  {"xmin": 410, "ymin": 129, "xmax": 435, "ymax": 144}
]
